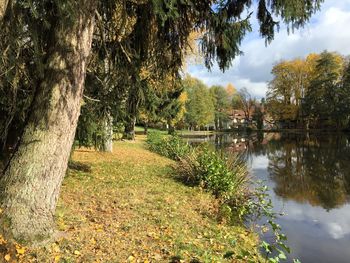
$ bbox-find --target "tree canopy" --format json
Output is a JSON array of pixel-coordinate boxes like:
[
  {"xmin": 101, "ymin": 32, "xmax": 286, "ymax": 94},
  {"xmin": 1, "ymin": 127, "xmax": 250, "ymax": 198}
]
[{"xmin": 266, "ymin": 51, "xmax": 350, "ymax": 129}]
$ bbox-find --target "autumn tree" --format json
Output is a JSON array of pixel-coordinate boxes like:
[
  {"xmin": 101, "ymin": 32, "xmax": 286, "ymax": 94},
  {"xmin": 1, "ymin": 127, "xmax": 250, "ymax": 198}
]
[
  {"xmin": 266, "ymin": 59, "xmax": 309, "ymax": 124},
  {"xmin": 226, "ymin": 83, "xmax": 237, "ymax": 100},
  {"xmin": 266, "ymin": 51, "xmax": 350, "ymax": 129},
  {"xmin": 266, "ymin": 54, "xmax": 320, "ymax": 127},
  {"xmin": 304, "ymin": 51, "xmax": 344, "ymax": 128}
]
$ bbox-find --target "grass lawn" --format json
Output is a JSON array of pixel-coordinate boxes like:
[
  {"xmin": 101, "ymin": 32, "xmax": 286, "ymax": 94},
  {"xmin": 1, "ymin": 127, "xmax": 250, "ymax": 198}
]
[{"xmin": 6, "ymin": 135, "xmax": 259, "ymax": 262}]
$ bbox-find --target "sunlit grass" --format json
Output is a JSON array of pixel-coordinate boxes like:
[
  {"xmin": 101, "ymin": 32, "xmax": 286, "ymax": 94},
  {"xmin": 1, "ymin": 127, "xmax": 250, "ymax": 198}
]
[{"xmin": 16, "ymin": 136, "xmax": 259, "ymax": 262}]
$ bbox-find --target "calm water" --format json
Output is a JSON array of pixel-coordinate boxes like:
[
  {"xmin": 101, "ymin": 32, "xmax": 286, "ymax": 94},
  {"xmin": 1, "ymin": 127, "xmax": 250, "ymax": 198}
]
[{"xmin": 185, "ymin": 132, "xmax": 350, "ymax": 263}]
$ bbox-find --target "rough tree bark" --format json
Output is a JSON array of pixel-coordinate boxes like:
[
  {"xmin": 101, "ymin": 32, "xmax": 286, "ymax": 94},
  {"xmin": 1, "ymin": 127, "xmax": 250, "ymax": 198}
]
[{"xmin": 0, "ymin": 3, "xmax": 96, "ymax": 244}]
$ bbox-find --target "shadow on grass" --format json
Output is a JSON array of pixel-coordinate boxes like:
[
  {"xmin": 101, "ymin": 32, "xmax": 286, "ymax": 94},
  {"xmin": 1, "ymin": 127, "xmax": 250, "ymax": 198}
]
[
  {"xmin": 170, "ymin": 256, "xmax": 201, "ymax": 263},
  {"xmin": 68, "ymin": 160, "xmax": 92, "ymax": 173},
  {"xmin": 167, "ymin": 165, "xmax": 200, "ymax": 188}
]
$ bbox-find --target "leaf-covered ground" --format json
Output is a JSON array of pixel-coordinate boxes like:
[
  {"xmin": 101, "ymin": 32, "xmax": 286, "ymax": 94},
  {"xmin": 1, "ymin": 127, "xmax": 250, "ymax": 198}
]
[{"xmin": 1, "ymin": 136, "xmax": 259, "ymax": 262}]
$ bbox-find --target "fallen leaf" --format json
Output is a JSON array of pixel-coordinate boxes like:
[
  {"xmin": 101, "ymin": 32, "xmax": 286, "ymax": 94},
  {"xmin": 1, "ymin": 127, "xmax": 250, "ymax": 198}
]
[
  {"xmin": 4, "ymin": 254, "xmax": 11, "ymax": 261},
  {"xmin": 16, "ymin": 246, "xmax": 26, "ymax": 255}
]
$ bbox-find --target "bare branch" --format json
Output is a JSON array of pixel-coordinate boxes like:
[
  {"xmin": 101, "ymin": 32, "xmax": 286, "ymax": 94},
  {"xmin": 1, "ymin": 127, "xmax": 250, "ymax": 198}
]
[{"xmin": 83, "ymin": 95, "xmax": 100, "ymax": 102}]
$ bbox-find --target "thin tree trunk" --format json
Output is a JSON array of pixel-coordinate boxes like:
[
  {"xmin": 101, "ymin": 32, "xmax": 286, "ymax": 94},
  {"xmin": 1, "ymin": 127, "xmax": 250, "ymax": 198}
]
[
  {"xmin": 0, "ymin": 5, "xmax": 95, "ymax": 244},
  {"xmin": 100, "ymin": 112, "xmax": 113, "ymax": 152},
  {"xmin": 143, "ymin": 122, "xmax": 148, "ymax": 135},
  {"xmin": 123, "ymin": 84, "xmax": 140, "ymax": 141}
]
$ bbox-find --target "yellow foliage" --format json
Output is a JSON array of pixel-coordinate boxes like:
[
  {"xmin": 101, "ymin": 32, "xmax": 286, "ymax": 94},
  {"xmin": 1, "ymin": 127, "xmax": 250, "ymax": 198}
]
[{"xmin": 226, "ymin": 83, "xmax": 237, "ymax": 97}]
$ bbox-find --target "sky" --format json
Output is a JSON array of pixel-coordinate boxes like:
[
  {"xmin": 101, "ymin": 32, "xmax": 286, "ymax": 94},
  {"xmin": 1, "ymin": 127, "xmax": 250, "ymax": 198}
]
[{"xmin": 187, "ymin": 0, "xmax": 350, "ymax": 99}]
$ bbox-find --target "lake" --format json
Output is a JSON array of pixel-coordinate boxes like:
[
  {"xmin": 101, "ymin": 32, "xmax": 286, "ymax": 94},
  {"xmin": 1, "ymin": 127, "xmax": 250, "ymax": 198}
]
[{"xmin": 184, "ymin": 132, "xmax": 350, "ymax": 263}]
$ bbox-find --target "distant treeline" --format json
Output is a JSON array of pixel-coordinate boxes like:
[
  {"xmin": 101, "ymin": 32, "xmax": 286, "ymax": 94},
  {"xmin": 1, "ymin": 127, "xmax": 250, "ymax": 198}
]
[
  {"xmin": 135, "ymin": 74, "xmax": 264, "ymax": 133},
  {"xmin": 266, "ymin": 51, "xmax": 350, "ymax": 130}
]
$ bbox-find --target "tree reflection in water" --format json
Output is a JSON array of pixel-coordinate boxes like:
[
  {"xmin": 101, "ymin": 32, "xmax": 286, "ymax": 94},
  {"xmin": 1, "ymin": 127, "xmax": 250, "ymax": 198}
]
[
  {"xmin": 266, "ymin": 133, "xmax": 350, "ymax": 210},
  {"xmin": 203, "ymin": 132, "xmax": 350, "ymax": 210}
]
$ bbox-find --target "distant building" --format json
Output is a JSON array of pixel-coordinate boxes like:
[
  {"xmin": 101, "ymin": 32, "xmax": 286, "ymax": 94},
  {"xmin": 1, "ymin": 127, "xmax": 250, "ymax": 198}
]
[
  {"xmin": 225, "ymin": 105, "xmax": 277, "ymax": 130},
  {"xmin": 226, "ymin": 109, "xmax": 250, "ymax": 128}
]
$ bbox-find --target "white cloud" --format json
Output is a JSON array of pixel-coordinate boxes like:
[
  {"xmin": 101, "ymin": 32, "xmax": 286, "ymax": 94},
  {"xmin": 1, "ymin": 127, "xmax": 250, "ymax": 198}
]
[
  {"xmin": 188, "ymin": 0, "xmax": 350, "ymax": 98},
  {"xmin": 281, "ymin": 202, "xmax": 350, "ymax": 240}
]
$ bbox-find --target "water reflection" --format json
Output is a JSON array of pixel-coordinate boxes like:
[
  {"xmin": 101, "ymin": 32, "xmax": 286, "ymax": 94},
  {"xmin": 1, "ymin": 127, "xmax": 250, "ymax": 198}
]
[
  {"xmin": 197, "ymin": 132, "xmax": 350, "ymax": 210},
  {"xmin": 185, "ymin": 132, "xmax": 350, "ymax": 263}
]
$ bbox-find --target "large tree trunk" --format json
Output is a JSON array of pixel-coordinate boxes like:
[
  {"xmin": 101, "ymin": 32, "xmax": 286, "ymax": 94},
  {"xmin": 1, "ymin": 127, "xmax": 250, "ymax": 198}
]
[{"xmin": 0, "ymin": 5, "xmax": 95, "ymax": 244}]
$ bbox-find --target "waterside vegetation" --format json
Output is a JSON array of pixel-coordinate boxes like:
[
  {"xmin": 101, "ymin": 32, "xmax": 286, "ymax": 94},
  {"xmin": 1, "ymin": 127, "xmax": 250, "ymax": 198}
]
[{"xmin": 146, "ymin": 132, "xmax": 298, "ymax": 262}]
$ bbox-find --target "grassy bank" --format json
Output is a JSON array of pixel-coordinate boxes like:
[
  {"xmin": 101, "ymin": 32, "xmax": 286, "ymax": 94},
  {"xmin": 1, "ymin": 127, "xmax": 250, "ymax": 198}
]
[{"xmin": 4, "ymin": 135, "xmax": 260, "ymax": 262}]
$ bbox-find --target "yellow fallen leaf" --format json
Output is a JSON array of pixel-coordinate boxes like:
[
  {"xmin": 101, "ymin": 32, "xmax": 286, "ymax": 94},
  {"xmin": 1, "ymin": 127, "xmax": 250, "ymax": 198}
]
[
  {"xmin": 16, "ymin": 246, "xmax": 26, "ymax": 255},
  {"xmin": 4, "ymin": 254, "xmax": 11, "ymax": 261},
  {"xmin": 54, "ymin": 255, "xmax": 61, "ymax": 262},
  {"xmin": 74, "ymin": 250, "xmax": 81, "ymax": 255}
]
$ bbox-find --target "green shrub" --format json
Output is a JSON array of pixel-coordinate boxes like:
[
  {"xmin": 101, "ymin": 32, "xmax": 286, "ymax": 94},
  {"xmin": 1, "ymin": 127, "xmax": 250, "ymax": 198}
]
[
  {"xmin": 197, "ymin": 149, "xmax": 248, "ymax": 199},
  {"xmin": 146, "ymin": 131, "xmax": 192, "ymax": 161},
  {"xmin": 178, "ymin": 147, "xmax": 248, "ymax": 200},
  {"xmin": 147, "ymin": 132, "xmax": 249, "ymax": 202}
]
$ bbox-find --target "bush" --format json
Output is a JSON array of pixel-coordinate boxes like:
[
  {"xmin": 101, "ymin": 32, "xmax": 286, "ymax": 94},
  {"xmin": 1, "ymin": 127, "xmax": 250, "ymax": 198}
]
[
  {"xmin": 146, "ymin": 131, "xmax": 192, "ymax": 161},
  {"xmin": 147, "ymin": 132, "xmax": 248, "ymax": 201},
  {"xmin": 178, "ymin": 147, "xmax": 248, "ymax": 200},
  {"xmin": 198, "ymin": 149, "xmax": 248, "ymax": 199}
]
